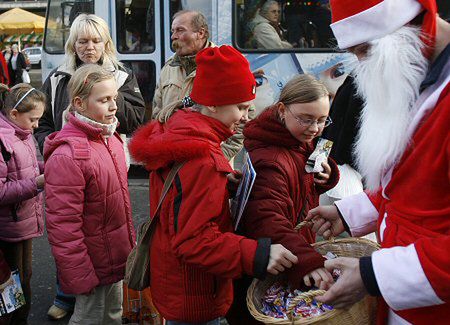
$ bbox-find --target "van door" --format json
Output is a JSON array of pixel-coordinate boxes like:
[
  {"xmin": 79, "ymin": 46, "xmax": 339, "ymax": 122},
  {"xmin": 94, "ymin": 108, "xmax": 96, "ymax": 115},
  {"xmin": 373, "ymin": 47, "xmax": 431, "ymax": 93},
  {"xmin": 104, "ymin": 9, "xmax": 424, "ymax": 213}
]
[{"xmin": 112, "ymin": 0, "xmax": 161, "ymax": 119}]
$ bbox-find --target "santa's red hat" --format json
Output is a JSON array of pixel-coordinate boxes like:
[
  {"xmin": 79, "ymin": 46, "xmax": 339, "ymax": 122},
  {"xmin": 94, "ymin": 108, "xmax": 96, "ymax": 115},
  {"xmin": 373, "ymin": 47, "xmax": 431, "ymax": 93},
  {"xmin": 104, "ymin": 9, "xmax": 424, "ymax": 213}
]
[
  {"xmin": 190, "ymin": 45, "xmax": 256, "ymax": 107},
  {"xmin": 330, "ymin": 0, "xmax": 437, "ymax": 49}
]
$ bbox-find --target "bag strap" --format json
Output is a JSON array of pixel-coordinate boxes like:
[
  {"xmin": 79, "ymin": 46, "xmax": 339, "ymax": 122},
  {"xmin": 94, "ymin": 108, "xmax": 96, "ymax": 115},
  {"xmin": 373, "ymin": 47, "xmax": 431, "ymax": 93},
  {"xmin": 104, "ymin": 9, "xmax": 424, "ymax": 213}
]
[
  {"xmin": 138, "ymin": 162, "xmax": 185, "ymax": 244},
  {"xmin": 151, "ymin": 161, "xmax": 185, "ymax": 220}
]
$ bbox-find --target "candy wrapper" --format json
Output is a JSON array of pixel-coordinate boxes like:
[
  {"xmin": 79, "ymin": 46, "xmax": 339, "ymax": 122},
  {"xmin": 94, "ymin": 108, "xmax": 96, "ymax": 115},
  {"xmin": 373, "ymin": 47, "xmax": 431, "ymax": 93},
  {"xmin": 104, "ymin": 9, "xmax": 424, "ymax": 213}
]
[
  {"xmin": 260, "ymin": 283, "xmax": 334, "ymax": 319},
  {"xmin": 305, "ymin": 138, "xmax": 333, "ymax": 173}
]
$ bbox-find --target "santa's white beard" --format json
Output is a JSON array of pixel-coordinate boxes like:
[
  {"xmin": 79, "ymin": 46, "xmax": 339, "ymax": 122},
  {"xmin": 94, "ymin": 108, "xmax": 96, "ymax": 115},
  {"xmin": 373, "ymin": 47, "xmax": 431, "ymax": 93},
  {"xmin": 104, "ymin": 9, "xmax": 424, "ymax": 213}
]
[{"xmin": 352, "ymin": 26, "xmax": 429, "ymax": 192}]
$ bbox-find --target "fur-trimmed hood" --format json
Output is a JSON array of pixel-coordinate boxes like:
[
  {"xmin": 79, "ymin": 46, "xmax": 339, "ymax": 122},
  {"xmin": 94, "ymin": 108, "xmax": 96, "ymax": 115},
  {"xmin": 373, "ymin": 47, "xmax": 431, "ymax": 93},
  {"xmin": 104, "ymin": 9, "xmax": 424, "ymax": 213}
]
[{"xmin": 129, "ymin": 109, "xmax": 233, "ymax": 171}]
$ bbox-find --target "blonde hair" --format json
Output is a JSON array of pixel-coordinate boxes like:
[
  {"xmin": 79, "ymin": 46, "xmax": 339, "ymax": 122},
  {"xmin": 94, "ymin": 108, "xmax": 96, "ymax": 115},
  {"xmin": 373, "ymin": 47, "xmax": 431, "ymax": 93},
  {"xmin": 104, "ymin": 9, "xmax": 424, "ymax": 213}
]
[
  {"xmin": 64, "ymin": 14, "xmax": 123, "ymax": 71},
  {"xmin": 0, "ymin": 83, "xmax": 46, "ymax": 114},
  {"xmin": 68, "ymin": 64, "xmax": 115, "ymax": 111},
  {"xmin": 278, "ymin": 74, "xmax": 329, "ymax": 105}
]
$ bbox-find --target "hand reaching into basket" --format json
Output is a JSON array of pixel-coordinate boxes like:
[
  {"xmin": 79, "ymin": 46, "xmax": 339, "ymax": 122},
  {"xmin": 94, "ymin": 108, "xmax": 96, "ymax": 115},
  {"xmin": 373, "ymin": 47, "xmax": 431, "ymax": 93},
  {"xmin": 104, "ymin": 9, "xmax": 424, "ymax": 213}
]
[
  {"xmin": 303, "ymin": 267, "xmax": 334, "ymax": 290},
  {"xmin": 267, "ymin": 244, "xmax": 298, "ymax": 275},
  {"xmin": 305, "ymin": 205, "xmax": 346, "ymax": 239},
  {"xmin": 315, "ymin": 257, "xmax": 367, "ymax": 309}
]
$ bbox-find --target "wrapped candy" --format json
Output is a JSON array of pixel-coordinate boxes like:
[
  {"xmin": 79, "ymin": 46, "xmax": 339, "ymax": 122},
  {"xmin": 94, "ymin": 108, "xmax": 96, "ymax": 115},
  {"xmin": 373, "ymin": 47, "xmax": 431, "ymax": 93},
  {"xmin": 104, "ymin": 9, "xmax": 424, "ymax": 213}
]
[{"xmin": 260, "ymin": 283, "xmax": 334, "ymax": 319}]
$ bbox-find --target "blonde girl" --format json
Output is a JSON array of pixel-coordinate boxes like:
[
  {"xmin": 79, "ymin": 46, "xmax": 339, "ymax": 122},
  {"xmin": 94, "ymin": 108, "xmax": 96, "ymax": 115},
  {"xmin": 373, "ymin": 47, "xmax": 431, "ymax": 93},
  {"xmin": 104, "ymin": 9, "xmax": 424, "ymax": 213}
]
[{"xmin": 44, "ymin": 64, "xmax": 135, "ymax": 325}]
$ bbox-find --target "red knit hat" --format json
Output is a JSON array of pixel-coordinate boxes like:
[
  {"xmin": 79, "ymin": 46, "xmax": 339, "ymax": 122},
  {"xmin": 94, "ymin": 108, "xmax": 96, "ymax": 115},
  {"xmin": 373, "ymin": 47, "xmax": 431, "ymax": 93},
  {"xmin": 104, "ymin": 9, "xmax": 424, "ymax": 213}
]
[
  {"xmin": 190, "ymin": 45, "xmax": 256, "ymax": 107},
  {"xmin": 330, "ymin": 0, "xmax": 437, "ymax": 50}
]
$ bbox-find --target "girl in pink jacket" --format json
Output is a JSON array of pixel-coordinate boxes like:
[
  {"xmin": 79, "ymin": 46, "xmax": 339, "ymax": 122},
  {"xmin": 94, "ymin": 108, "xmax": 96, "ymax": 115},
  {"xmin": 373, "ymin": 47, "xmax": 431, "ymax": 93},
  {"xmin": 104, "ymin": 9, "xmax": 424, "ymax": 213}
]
[
  {"xmin": 0, "ymin": 83, "xmax": 46, "ymax": 324},
  {"xmin": 44, "ymin": 64, "xmax": 135, "ymax": 325}
]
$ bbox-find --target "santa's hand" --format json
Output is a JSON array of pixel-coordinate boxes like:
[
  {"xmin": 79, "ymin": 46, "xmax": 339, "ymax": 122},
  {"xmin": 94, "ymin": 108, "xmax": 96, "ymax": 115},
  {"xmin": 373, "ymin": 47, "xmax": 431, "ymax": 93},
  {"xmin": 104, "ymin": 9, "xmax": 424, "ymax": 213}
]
[
  {"xmin": 315, "ymin": 257, "xmax": 367, "ymax": 309},
  {"xmin": 314, "ymin": 161, "xmax": 331, "ymax": 185},
  {"xmin": 305, "ymin": 205, "xmax": 345, "ymax": 239}
]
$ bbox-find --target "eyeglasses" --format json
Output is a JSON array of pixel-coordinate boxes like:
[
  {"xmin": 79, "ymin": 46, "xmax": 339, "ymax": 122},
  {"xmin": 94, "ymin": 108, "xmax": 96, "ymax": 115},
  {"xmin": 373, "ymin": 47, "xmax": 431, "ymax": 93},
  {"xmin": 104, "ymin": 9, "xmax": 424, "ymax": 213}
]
[{"xmin": 286, "ymin": 106, "xmax": 332, "ymax": 128}]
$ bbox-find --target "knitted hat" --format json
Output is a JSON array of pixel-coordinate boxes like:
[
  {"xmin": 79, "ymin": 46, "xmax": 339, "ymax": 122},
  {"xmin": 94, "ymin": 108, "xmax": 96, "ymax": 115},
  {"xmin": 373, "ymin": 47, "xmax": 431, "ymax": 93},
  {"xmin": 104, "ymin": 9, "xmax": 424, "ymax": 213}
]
[
  {"xmin": 190, "ymin": 45, "xmax": 256, "ymax": 106},
  {"xmin": 330, "ymin": 0, "xmax": 437, "ymax": 49}
]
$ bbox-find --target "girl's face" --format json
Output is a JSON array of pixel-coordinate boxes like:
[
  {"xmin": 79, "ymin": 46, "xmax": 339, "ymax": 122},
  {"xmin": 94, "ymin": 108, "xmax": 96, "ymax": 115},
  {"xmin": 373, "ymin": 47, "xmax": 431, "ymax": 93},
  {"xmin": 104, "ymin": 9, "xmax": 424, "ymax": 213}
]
[
  {"xmin": 279, "ymin": 96, "xmax": 330, "ymax": 143},
  {"xmin": 75, "ymin": 32, "xmax": 105, "ymax": 64},
  {"xmin": 206, "ymin": 101, "xmax": 252, "ymax": 131},
  {"xmin": 75, "ymin": 78, "xmax": 118, "ymax": 124},
  {"xmin": 9, "ymin": 103, "xmax": 45, "ymax": 131}
]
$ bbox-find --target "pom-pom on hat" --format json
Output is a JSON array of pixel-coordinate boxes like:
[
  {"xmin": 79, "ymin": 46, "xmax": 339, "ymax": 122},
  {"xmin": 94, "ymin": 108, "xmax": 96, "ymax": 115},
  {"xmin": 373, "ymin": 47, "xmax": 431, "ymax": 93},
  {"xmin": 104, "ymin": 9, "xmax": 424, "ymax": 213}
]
[
  {"xmin": 190, "ymin": 45, "xmax": 256, "ymax": 107},
  {"xmin": 330, "ymin": 0, "xmax": 437, "ymax": 49}
]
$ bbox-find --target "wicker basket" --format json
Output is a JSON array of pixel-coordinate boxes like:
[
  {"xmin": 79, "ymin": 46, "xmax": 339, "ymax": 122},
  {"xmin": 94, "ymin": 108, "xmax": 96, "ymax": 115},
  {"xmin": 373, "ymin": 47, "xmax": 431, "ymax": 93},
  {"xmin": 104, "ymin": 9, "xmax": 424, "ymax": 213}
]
[{"xmin": 247, "ymin": 236, "xmax": 380, "ymax": 325}]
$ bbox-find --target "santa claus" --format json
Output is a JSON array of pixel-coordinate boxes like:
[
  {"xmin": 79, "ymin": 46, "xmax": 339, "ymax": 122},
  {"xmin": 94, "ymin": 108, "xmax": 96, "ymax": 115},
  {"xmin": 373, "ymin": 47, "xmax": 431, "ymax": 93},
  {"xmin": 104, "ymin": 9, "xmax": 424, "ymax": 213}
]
[{"xmin": 306, "ymin": 0, "xmax": 450, "ymax": 324}]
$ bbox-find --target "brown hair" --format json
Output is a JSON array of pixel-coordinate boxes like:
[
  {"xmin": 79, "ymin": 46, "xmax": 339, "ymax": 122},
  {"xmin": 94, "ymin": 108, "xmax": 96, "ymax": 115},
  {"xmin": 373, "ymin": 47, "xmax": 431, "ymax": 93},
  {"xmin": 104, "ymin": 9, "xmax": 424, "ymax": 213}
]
[
  {"xmin": 278, "ymin": 74, "xmax": 329, "ymax": 105},
  {"xmin": 173, "ymin": 10, "xmax": 210, "ymax": 40},
  {"xmin": 68, "ymin": 64, "xmax": 115, "ymax": 111},
  {"xmin": 0, "ymin": 83, "xmax": 46, "ymax": 114}
]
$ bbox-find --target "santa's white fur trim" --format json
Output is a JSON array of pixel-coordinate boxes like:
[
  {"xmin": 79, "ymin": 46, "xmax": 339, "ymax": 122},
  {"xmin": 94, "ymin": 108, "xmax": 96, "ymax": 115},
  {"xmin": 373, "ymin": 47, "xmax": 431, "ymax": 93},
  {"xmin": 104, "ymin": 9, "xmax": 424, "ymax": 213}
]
[{"xmin": 330, "ymin": 0, "xmax": 422, "ymax": 49}]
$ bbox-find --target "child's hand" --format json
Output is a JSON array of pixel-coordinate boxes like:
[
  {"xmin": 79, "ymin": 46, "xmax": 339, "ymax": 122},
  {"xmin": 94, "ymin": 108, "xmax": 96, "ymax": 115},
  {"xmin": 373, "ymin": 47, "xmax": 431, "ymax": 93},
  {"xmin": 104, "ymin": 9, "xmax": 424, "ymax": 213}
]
[
  {"xmin": 227, "ymin": 171, "xmax": 242, "ymax": 197},
  {"xmin": 314, "ymin": 161, "xmax": 331, "ymax": 185},
  {"xmin": 35, "ymin": 174, "xmax": 45, "ymax": 189},
  {"xmin": 303, "ymin": 267, "xmax": 334, "ymax": 290},
  {"xmin": 267, "ymin": 244, "xmax": 298, "ymax": 275},
  {"xmin": 0, "ymin": 277, "xmax": 13, "ymax": 293}
]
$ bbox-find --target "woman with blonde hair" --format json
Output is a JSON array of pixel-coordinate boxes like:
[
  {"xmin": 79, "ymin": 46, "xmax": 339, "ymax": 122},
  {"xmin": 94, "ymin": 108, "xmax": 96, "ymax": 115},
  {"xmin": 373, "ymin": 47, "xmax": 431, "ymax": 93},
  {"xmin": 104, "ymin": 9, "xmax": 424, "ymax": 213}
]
[
  {"xmin": 35, "ymin": 13, "xmax": 144, "ymax": 320},
  {"xmin": 35, "ymin": 13, "xmax": 145, "ymax": 154},
  {"xmin": 227, "ymin": 74, "xmax": 339, "ymax": 324}
]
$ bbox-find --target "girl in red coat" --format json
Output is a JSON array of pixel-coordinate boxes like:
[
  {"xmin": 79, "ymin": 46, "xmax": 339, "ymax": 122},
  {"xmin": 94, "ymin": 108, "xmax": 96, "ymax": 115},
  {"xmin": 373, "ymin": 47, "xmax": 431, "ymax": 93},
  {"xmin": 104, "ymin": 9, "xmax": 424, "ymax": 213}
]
[
  {"xmin": 44, "ymin": 64, "xmax": 135, "ymax": 325},
  {"xmin": 228, "ymin": 74, "xmax": 339, "ymax": 324},
  {"xmin": 129, "ymin": 45, "xmax": 298, "ymax": 324}
]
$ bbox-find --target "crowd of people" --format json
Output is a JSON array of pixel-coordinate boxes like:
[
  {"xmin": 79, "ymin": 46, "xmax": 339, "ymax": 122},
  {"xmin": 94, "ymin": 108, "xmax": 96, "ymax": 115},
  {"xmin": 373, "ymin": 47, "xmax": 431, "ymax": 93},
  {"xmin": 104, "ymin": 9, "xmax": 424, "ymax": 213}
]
[{"xmin": 0, "ymin": 0, "xmax": 449, "ymax": 325}]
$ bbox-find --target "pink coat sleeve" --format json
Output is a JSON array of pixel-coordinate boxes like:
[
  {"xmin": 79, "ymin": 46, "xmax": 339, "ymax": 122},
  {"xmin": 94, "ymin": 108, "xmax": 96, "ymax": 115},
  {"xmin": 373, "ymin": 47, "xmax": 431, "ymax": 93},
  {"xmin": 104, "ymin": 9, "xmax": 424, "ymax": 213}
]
[
  {"xmin": 45, "ymin": 154, "xmax": 99, "ymax": 295},
  {"xmin": 0, "ymin": 155, "xmax": 38, "ymax": 205}
]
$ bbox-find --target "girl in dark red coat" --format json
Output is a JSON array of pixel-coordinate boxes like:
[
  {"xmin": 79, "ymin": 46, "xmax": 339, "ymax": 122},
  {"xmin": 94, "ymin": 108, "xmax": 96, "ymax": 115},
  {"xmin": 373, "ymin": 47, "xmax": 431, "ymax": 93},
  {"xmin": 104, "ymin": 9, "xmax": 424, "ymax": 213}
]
[
  {"xmin": 228, "ymin": 74, "xmax": 339, "ymax": 324},
  {"xmin": 129, "ymin": 45, "xmax": 298, "ymax": 325}
]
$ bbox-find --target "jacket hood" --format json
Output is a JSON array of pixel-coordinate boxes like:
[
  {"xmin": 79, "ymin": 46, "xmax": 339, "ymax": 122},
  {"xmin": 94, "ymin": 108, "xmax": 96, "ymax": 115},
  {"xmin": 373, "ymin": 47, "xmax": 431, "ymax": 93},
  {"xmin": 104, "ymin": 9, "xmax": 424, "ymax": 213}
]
[
  {"xmin": 43, "ymin": 114, "xmax": 118, "ymax": 161},
  {"xmin": 0, "ymin": 112, "xmax": 31, "ymax": 152},
  {"xmin": 244, "ymin": 106, "xmax": 312, "ymax": 152},
  {"xmin": 250, "ymin": 13, "xmax": 270, "ymax": 28},
  {"xmin": 129, "ymin": 109, "xmax": 232, "ymax": 171}
]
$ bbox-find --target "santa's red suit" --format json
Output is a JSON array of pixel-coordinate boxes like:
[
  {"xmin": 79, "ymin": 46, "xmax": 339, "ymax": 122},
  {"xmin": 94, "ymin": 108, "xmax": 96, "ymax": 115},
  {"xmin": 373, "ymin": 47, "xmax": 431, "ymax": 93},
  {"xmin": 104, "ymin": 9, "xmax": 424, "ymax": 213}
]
[{"xmin": 336, "ymin": 51, "xmax": 450, "ymax": 324}]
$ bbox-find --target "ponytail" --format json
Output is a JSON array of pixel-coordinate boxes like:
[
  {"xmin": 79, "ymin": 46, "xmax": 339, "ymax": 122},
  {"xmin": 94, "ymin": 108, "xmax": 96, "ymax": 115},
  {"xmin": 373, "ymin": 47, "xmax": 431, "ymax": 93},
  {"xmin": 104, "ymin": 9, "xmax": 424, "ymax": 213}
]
[
  {"xmin": 155, "ymin": 100, "xmax": 184, "ymax": 123},
  {"xmin": 0, "ymin": 84, "xmax": 9, "ymax": 112}
]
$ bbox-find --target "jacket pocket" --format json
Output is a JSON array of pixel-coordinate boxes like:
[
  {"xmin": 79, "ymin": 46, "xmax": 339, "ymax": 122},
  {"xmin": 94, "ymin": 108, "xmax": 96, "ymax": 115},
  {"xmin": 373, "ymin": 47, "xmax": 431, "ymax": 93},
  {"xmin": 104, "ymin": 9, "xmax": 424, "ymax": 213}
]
[{"xmin": 182, "ymin": 263, "xmax": 216, "ymax": 297}]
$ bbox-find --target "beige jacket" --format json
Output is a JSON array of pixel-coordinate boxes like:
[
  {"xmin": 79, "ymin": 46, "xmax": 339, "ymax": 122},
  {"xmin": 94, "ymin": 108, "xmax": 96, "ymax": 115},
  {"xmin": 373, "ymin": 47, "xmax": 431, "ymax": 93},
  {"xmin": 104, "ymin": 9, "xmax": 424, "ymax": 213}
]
[
  {"xmin": 250, "ymin": 14, "xmax": 293, "ymax": 49},
  {"xmin": 152, "ymin": 42, "xmax": 255, "ymax": 160}
]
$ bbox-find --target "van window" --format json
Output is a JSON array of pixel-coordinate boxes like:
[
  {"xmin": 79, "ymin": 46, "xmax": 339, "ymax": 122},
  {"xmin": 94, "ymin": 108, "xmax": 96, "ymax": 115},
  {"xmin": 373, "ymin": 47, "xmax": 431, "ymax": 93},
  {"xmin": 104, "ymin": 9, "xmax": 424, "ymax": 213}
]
[
  {"xmin": 122, "ymin": 60, "xmax": 156, "ymax": 120},
  {"xmin": 116, "ymin": 0, "xmax": 155, "ymax": 53},
  {"xmin": 44, "ymin": 0, "xmax": 95, "ymax": 54},
  {"xmin": 234, "ymin": 0, "xmax": 336, "ymax": 51}
]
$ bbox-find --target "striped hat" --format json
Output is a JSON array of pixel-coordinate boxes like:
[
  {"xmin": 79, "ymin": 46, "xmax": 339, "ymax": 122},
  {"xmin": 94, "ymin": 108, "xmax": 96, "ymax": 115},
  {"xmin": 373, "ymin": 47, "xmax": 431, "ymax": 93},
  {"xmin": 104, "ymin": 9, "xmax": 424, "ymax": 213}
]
[{"xmin": 329, "ymin": 0, "xmax": 437, "ymax": 49}]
